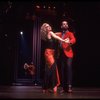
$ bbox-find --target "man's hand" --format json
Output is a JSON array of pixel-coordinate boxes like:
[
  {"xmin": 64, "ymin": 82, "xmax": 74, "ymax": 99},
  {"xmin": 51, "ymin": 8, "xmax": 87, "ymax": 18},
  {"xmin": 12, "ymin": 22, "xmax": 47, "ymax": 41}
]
[{"xmin": 64, "ymin": 38, "xmax": 70, "ymax": 43}]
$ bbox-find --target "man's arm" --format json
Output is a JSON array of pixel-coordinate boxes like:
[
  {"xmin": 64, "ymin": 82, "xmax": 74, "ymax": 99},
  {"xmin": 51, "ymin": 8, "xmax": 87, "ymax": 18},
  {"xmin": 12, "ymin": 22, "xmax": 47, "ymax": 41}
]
[{"xmin": 69, "ymin": 32, "xmax": 76, "ymax": 45}]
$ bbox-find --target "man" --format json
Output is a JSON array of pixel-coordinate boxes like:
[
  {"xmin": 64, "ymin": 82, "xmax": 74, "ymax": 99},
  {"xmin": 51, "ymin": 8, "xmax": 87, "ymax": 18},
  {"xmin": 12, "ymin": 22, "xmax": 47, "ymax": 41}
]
[{"xmin": 56, "ymin": 21, "xmax": 76, "ymax": 93}]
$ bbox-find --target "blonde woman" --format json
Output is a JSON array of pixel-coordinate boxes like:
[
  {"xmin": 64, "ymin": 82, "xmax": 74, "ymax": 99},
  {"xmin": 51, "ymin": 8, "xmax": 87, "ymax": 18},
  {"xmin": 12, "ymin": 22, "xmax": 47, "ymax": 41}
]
[{"xmin": 40, "ymin": 23, "xmax": 68, "ymax": 93}]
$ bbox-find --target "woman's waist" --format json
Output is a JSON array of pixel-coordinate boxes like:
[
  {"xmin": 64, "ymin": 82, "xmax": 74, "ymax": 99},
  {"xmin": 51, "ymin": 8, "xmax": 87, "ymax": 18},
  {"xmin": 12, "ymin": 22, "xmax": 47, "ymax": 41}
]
[{"xmin": 45, "ymin": 48, "xmax": 55, "ymax": 55}]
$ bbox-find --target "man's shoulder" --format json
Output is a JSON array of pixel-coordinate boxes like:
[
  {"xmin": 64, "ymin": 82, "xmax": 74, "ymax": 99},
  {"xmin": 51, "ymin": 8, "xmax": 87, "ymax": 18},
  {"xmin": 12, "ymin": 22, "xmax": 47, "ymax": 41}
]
[{"xmin": 66, "ymin": 31, "xmax": 74, "ymax": 34}]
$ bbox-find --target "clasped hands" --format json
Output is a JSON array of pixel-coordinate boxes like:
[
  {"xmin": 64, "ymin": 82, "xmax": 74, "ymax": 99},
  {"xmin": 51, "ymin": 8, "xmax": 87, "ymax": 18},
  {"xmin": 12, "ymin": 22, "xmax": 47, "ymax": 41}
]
[{"xmin": 64, "ymin": 38, "xmax": 70, "ymax": 44}]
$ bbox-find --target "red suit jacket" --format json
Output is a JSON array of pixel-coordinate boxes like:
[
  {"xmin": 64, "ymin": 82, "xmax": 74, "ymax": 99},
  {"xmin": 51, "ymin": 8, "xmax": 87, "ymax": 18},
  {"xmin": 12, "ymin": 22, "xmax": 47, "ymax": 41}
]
[{"xmin": 57, "ymin": 31, "xmax": 76, "ymax": 58}]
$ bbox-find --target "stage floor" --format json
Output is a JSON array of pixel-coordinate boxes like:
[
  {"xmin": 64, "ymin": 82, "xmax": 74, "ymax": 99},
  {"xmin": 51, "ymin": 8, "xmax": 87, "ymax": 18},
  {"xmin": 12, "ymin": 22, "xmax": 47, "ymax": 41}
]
[{"xmin": 0, "ymin": 85, "xmax": 100, "ymax": 99}]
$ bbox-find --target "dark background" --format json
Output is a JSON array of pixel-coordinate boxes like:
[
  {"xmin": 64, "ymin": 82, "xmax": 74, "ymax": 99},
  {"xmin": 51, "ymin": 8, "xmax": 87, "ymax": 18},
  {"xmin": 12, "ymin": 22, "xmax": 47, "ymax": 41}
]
[{"xmin": 0, "ymin": 1, "xmax": 100, "ymax": 87}]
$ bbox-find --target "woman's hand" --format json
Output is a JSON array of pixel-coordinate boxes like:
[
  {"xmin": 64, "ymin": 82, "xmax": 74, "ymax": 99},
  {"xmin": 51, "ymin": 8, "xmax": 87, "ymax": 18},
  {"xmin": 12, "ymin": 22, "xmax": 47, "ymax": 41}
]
[{"xmin": 64, "ymin": 38, "xmax": 70, "ymax": 43}]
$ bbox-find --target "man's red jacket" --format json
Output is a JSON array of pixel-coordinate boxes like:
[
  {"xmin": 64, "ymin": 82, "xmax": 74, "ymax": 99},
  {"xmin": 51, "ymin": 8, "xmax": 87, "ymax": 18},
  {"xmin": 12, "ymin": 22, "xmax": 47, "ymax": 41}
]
[{"xmin": 56, "ymin": 31, "xmax": 76, "ymax": 58}]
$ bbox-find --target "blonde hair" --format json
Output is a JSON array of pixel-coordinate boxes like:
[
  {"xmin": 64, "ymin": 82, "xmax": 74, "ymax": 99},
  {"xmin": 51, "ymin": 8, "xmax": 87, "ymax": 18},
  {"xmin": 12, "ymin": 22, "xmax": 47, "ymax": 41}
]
[{"xmin": 40, "ymin": 23, "xmax": 49, "ymax": 41}]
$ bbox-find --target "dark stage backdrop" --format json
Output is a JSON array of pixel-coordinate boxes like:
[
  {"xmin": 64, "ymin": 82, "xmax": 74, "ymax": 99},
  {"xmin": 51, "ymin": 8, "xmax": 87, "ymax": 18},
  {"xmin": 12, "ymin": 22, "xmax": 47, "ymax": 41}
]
[
  {"xmin": 0, "ymin": 1, "xmax": 100, "ymax": 87},
  {"xmin": 13, "ymin": 17, "xmax": 42, "ymax": 85}
]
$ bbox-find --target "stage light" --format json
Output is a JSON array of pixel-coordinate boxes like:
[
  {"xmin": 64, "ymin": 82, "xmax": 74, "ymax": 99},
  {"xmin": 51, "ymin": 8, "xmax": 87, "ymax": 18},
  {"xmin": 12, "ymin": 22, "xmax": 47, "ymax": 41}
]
[
  {"xmin": 36, "ymin": 5, "xmax": 40, "ymax": 8},
  {"xmin": 20, "ymin": 31, "xmax": 23, "ymax": 35},
  {"xmin": 48, "ymin": 6, "xmax": 50, "ymax": 9},
  {"xmin": 5, "ymin": 34, "xmax": 7, "ymax": 37},
  {"xmin": 53, "ymin": 7, "xmax": 56, "ymax": 9},
  {"xmin": 43, "ymin": 5, "xmax": 46, "ymax": 8}
]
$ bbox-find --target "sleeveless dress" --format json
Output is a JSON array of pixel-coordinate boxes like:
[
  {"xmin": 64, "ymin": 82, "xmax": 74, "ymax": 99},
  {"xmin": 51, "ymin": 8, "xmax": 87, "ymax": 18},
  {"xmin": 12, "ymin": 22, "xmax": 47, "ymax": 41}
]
[{"xmin": 42, "ymin": 38, "xmax": 60, "ymax": 90}]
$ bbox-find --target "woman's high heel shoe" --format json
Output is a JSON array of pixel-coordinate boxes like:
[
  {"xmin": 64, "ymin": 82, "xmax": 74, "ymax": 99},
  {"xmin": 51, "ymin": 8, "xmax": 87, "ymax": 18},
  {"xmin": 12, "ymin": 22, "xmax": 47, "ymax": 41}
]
[{"xmin": 53, "ymin": 86, "xmax": 57, "ymax": 93}]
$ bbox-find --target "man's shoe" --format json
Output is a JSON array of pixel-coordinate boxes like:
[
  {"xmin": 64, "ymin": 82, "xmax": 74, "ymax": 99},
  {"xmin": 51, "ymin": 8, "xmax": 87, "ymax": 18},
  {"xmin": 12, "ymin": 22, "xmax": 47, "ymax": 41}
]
[{"xmin": 67, "ymin": 85, "xmax": 72, "ymax": 93}]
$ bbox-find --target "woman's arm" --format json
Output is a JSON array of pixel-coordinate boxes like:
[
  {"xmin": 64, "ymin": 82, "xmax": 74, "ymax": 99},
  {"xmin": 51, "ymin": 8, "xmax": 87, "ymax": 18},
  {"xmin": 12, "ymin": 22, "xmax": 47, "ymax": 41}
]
[
  {"xmin": 50, "ymin": 31, "xmax": 65, "ymax": 42},
  {"xmin": 55, "ymin": 32, "xmax": 61, "ymax": 35}
]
